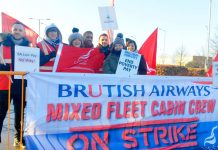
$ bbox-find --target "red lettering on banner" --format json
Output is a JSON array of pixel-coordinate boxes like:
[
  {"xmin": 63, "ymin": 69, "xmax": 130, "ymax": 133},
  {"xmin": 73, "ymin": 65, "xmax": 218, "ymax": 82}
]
[
  {"xmin": 132, "ymin": 101, "xmax": 139, "ymax": 118},
  {"xmin": 186, "ymin": 124, "xmax": 197, "ymax": 140},
  {"xmin": 91, "ymin": 103, "xmax": 101, "ymax": 120},
  {"xmin": 107, "ymin": 102, "xmax": 115, "ymax": 119},
  {"xmin": 115, "ymin": 102, "xmax": 123, "ymax": 118},
  {"xmin": 151, "ymin": 100, "xmax": 159, "ymax": 116},
  {"xmin": 107, "ymin": 101, "xmax": 147, "ymax": 119},
  {"xmin": 46, "ymin": 103, "xmax": 63, "ymax": 122},
  {"xmin": 122, "ymin": 129, "xmax": 138, "ymax": 148},
  {"xmin": 173, "ymin": 125, "xmax": 185, "ymax": 142},
  {"xmin": 88, "ymin": 85, "xmax": 102, "ymax": 97},
  {"xmin": 91, "ymin": 132, "xmax": 109, "ymax": 150},
  {"xmin": 168, "ymin": 126, "xmax": 174, "ymax": 143},
  {"xmin": 140, "ymin": 101, "xmax": 147, "ymax": 117},
  {"xmin": 151, "ymin": 101, "xmax": 186, "ymax": 116},
  {"xmin": 124, "ymin": 101, "xmax": 131, "ymax": 118},
  {"xmin": 138, "ymin": 128, "xmax": 153, "ymax": 146},
  {"xmin": 67, "ymin": 134, "xmax": 89, "ymax": 150},
  {"xmin": 189, "ymin": 99, "xmax": 216, "ymax": 114},
  {"xmin": 63, "ymin": 103, "xmax": 69, "ymax": 121},
  {"xmin": 81, "ymin": 103, "xmax": 91, "ymax": 120},
  {"xmin": 69, "ymin": 103, "xmax": 81, "ymax": 120}
]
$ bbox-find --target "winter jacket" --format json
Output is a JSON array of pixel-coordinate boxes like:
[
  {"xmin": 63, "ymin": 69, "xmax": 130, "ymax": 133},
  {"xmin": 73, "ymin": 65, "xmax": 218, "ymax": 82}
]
[{"xmin": 103, "ymin": 49, "xmax": 147, "ymax": 75}]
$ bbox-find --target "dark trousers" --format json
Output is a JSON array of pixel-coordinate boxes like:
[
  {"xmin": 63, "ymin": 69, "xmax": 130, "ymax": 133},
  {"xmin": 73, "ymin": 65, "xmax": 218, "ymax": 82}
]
[{"xmin": 0, "ymin": 90, "xmax": 26, "ymax": 143}]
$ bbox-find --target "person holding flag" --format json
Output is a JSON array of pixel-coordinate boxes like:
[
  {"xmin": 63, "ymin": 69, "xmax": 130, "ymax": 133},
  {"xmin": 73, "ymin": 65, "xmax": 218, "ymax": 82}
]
[
  {"xmin": 37, "ymin": 23, "xmax": 62, "ymax": 72},
  {"xmin": 68, "ymin": 27, "xmax": 83, "ymax": 48},
  {"xmin": 0, "ymin": 22, "xmax": 29, "ymax": 148}
]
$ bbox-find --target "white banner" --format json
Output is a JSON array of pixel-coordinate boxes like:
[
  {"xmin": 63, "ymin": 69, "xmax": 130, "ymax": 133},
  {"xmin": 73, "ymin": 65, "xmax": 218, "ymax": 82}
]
[
  {"xmin": 24, "ymin": 73, "xmax": 218, "ymax": 149},
  {"xmin": 98, "ymin": 6, "xmax": 118, "ymax": 30}
]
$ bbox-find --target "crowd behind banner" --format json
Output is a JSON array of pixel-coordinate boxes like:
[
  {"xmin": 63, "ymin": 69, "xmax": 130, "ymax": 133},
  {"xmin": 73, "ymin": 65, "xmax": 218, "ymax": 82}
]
[{"xmin": 0, "ymin": 21, "xmax": 147, "ymax": 147}]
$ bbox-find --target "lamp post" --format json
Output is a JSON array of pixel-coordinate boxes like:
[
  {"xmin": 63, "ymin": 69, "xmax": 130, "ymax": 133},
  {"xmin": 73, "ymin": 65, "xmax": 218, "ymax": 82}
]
[
  {"xmin": 29, "ymin": 18, "xmax": 50, "ymax": 37},
  {"xmin": 206, "ymin": 0, "xmax": 212, "ymax": 70}
]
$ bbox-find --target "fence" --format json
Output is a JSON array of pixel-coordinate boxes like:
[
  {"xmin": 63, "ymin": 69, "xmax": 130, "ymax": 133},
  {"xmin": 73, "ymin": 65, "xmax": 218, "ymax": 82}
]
[{"xmin": 0, "ymin": 71, "xmax": 26, "ymax": 150}]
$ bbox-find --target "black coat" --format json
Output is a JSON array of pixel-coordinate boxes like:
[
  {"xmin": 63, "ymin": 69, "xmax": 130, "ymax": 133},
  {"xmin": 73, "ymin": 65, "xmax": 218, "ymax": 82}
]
[
  {"xmin": 1, "ymin": 34, "xmax": 30, "ymax": 94},
  {"xmin": 103, "ymin": 49, "xmax": 147, "ymax": 75}
]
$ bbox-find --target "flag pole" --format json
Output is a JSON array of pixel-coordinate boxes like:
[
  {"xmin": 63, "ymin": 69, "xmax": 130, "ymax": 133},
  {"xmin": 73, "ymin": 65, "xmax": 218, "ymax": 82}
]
[
  {"xmin": 206, "ymin": 0, "xmax": 212, "ymax": 70},
  {"xmin": 107, "ymin": 0, "xmax": 115, "ymax": 44}
]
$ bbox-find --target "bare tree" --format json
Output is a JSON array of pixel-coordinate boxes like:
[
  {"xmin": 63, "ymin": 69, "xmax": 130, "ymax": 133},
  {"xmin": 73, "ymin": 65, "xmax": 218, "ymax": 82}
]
[
  {"xmin": 175, "ymin": 44, "xmax": 187, "ymax": 66},
  {"xmin": 211, "ymin": 32, "xmax": 218, "ymax": 56}
]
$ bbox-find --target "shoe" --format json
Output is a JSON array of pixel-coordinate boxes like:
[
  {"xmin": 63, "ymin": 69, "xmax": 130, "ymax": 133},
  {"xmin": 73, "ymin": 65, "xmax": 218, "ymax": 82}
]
[{"xmin": 13, "ymin": 137, "xmax": 26, "ymax": 149}]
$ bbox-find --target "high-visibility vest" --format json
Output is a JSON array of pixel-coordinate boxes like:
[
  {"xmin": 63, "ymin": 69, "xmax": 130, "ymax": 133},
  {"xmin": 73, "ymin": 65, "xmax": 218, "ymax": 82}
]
[
  {"xmin": 0, "ymin": 45, "xmax": 12, "ymax": 90},
  {"xmin": 37, "ymin": 41, "xmax": 58, "ymax": 72}
]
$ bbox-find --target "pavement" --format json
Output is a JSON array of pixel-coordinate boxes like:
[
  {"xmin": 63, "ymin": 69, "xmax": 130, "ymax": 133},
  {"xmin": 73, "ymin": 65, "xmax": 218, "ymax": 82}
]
[{"xmin": 0, "ymin": 103, "xmax": 25, "ymax": 150}]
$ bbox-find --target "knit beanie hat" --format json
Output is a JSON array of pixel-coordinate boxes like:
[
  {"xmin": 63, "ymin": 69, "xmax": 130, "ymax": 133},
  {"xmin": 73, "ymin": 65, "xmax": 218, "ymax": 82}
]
[
  {"xmin": 45, "ymin": 23, "xmax": 62, "ymax": 42},
  {"xmin": 68, "ymin": 27, "xmax": 83, "ymax": 45},
  {"xmin": 112, "ymin": 33, "xmax": 125, "ymax": 48}
]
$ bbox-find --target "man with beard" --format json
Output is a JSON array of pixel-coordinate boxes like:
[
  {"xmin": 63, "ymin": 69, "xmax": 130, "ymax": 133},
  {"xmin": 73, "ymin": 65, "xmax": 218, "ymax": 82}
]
[
  {"xmin": 0, "ymin": 22, "xmax": 29, "ymax": 148},
  {"xmin": 83, "ymin": 31, "xmax": 94, "ymax": 48}
]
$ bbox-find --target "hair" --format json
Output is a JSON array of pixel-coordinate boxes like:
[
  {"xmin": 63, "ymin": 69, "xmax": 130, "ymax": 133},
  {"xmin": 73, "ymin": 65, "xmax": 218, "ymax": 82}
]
[
  {"xmin": 126, "ymin": 39, "xmax": 137, "ymax": 50},
  {"xmin": 98, "ymin": 33, "xmax": 108, "ymax": 40},
  {"xmin": 83, "ymin": 31, "xmax": 93, "ymax": 37},
  {"xmin": 12, "ymin": 21, "xmax": 24, "ymax": 27}
]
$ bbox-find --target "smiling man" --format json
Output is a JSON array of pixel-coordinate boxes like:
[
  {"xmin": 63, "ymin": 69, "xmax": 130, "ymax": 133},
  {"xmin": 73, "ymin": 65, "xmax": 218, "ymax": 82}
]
[{"xmin": 0, "ymin": 22, "xmax": 30, "ymax": 148}]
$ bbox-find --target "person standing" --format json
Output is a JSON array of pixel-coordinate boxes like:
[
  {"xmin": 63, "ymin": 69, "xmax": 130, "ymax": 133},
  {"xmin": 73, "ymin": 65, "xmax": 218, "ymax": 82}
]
[
  {"xmin": 83, "ymin": 31, "xmax": 94, "ymax": 48},
  {"xmin": 68, "ymin": 28, "xmax": 83, "ymax": 48},
  {"xmin": 126, "ymin": 38, "xmax": 147, "ymax": 75},
  {"xmin": 96, "ymin": 33, "xmax": 110, "ymax": 59},
  {"xmin": 0, "ymin": 22, "xmax": 29, "ymax": 148},
  {"xmin": 103, "ymin": 33, "xmax": 125, "ymax": 74},
  {"xmin": 37, "ymin": 23, "xmax": 62, "ymax": 72}
]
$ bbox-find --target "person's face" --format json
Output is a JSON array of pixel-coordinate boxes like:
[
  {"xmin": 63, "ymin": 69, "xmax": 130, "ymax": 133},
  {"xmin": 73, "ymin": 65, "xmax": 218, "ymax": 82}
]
[
  {"xmin": 127, "ymin": 43, "xmax": 136, "ymax": 52},
  {"xmin": 99, "ymin": 35, "xmax": 108, "ymax": 47},
  {"xmin": 114, "ymin": 44, "xmax": 123, "ymax": 51},
  {"xmin": 72, "ymin": 39, "xmax": 82, "ymax": 48},
  {"xmin": 84, "ymin": 33, "xmax": 93, "ymax": 43},
  {"xmin": 11, "ymin": 24, "xmax": 25, "ymax": 40},
  {"xmin": 48, "ymin": 31, "xmax": 58, "ymax": 40}
]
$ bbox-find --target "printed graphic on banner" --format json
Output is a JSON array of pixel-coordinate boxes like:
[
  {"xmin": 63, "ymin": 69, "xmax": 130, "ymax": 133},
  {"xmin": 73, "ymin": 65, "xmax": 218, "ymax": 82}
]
[
  {"xmin": 116, "ymin": 50, "xmax": 141, "ymax": 75},
  {"xmin": 98, "ymin": 6, "xmax": 118, "ymax": 30},
  {"xmin": 25, "ymin": 73, "xmax": 218, "ymax": 149},
  {"xmin": 213, "ymin": 62, "xmax": 218, "ymax": 87}
]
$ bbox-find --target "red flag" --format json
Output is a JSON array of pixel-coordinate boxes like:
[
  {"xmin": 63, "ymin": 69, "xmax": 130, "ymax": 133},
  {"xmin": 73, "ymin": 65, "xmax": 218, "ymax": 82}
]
[
  {"xmin": 1, "ymin": 12, "xmax": 39, "ymax": 47},
  {"xmin": 56, "ymin": 45, "xmax": 105, "ymax": 73},
  {"xmin": 207, "ymin": 53, "xmax": 218, "ymax": 77},
  {"xmin": 139, "ymin": 28, "xmax": 158, "ymax": 75}
]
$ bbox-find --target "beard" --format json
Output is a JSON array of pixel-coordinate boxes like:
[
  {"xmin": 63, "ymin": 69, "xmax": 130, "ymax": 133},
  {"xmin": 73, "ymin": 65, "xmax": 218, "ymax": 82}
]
[{"xmin": 83, "ymin": 40, "xmax": 93, "ymax": 48}]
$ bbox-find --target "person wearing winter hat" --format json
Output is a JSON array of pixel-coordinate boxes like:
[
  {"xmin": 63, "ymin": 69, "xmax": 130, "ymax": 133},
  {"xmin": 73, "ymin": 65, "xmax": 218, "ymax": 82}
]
[
  {"xmin": 96, "ymin": 33, "xmax": 110, "ymax": 59},
  {"xmin": 125, "ymin": 38, "xmax": 147, "ymax": 75},
  {"xmin": 83, "ymin": 31, "xmax": 94, "ymax": 48},
  {"xmin": 68, "ymin": 28, "xmax": 83, "ymax": 48},
  {"xmin": 37, "ymin": 23, "xmax": 63, "ymax": 72},
  {"xmin": 103, "ymin": 33, "xmax": 125, "ymax": 74}
]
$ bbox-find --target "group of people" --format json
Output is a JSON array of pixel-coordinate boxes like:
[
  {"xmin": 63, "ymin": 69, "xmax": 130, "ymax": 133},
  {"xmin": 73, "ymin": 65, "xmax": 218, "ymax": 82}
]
[{"xmin": 0, "ymin": 22, "xmax": 147, "ymax": 148}]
